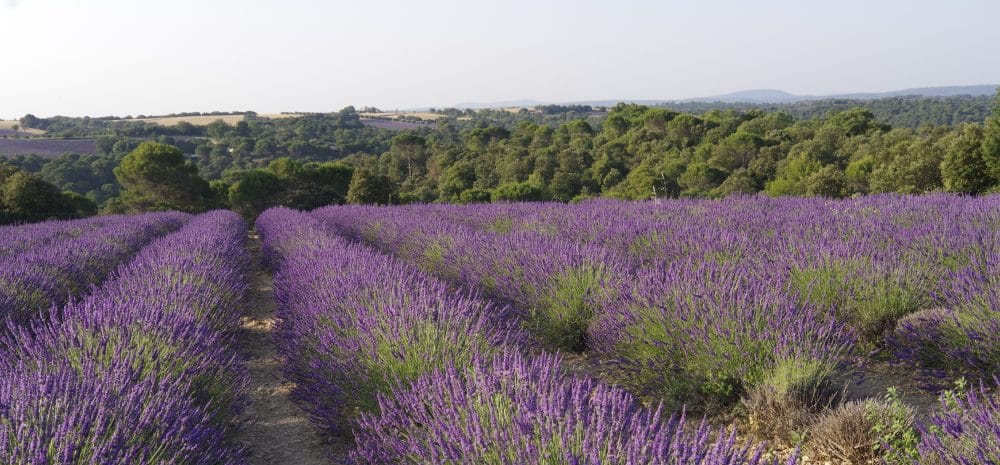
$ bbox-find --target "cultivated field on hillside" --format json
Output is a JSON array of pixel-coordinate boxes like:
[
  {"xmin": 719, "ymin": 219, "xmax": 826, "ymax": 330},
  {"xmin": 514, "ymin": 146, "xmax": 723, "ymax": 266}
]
[
  {"xmin": 0, "ymin": 138, "xmax": 98, "ymax": 157},
  {"xmin": 0, "ymin": 120, "xmax": 46, "ymax": 135},
  {"xmin": 359, "ymin": 118, "xmax": 434, "ymax": 130},
  {"xmin": 119, "ymin": 113, "xmax": 304, "ymax": 126},
  {"xmin": 358, "ymin": 111, "xmax": 446, "ymax": 121}
]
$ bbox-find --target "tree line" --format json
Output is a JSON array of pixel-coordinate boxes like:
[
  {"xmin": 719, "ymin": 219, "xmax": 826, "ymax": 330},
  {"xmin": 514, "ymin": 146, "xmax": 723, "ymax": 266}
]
[
  {"xmin": 341, "ymin": 90, "xmax": 1000, "ymax": 204},
  {"xmin": 0, "ymin": 165, "xmax": 96, "ymax": 224},
  {"xmin": 2, "ymin": 90, "xmax": 999, "ymax": 223},
  {"xmin": 655, "ymin": 94, "xmax": 994, "ymax": 128}
]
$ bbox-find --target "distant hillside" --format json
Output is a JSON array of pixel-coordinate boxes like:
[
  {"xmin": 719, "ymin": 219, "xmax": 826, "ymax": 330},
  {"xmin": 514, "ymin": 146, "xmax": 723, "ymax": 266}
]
[
  {"xmin": 683, "ymin": 85, "xmax": 998, "ymax": 104},
  {"xmin": 684, "ymin": 89, "xmax": 801, "ymax": 103},
  {"xmin": 448, "ymin": 85, "xmax": 998, "ymax": 108},
  {"xmin": 451, "ymin": 99, "xmax": 545, "ymax": 109},
  {"xmin": 832, "ymin": 85, "xmax": 999, "ymax": 100}
]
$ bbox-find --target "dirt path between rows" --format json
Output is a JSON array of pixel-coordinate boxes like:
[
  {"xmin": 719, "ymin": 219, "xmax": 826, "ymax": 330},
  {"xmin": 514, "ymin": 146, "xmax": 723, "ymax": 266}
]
[{"xmin": 233, "ymin": 234, "xmax": 344, "ymax": 465}]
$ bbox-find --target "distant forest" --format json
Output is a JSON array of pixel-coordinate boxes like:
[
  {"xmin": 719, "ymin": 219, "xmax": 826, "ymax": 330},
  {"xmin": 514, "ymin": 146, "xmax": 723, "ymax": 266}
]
[
  {"xmin": 1, "ymin": 91, "xmax": 999, "ymax": 222},
  {"xmin": 655, "ymin": 94, "xmax": 994, "ymax": 128}
]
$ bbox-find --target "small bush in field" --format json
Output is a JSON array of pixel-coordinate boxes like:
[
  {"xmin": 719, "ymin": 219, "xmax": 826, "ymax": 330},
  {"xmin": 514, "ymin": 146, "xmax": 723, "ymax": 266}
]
[
  {"xmin": 533, "ymin": 264, "xmax": 612, "ymax": 351},
  {"xmin": 806, "ymin": 391, "xmax": 916, "ymax": 464},
  {"xmin": 789, "ymin": 259, "xmax": 926, "ymax": 342},
  {"xmin": 744, "ymin": 358, "xmax": 845, "ymax": 440}
]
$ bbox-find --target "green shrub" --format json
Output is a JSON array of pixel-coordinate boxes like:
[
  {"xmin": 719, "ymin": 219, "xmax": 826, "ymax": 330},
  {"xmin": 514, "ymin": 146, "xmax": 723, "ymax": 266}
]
[
  {"xmin": 744, "ymin": 358, "xmax": 845, "ymax": 440},
  {"xmin": 532, "ymin": 265, "xmax": 611, "ymax": 351},
  {"xmin": 789, "ymin": 259, "xmax": 926, "ymax": 341},
  {"xmin": 807, "ymin": 394, "xmax": 916, "ymax": 464}
]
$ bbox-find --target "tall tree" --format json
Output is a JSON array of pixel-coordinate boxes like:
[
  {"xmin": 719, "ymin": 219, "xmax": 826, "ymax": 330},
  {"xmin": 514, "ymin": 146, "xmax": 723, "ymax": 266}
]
[
  {"xmin": 113, "ymin": 142, "xmax": 215, "ymax": 212},
  {"xmin": 387, "ymin": 133, "xmax": 428, "ymax": 181},
  {"xmin": 1, "ymin": 171, "xmax": 91, "ymax": 223},
  {"xmin": 227, "ymin": 169, "xmax": 285, "ymax": 219},
  {"xmin": 346, "ymin": 167, "xmax": 392, "ymax": 205},
  {"xmin": 941, "ymin": 125, "xmax": 992, "ymax": 194},
  {"xmin": 982, "ymin": 88, "xmax": 1000, "ymax": 182}
]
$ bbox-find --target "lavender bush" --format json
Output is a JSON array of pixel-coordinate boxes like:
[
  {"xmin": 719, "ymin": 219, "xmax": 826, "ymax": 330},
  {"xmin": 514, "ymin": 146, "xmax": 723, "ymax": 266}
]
[
  {"xmin": 258, "ymin": 208, "xmax": 527, "ymax": 434},
  {"xmin": 352, "ymin": 352, "xmax": 795, "ymax": 465},
  {"xmin": 590, "ymin": 259, "xmax": 855, "ymax": 407},
  {"xmin": 314, "ymin": 205, "xmax": 633, "ymax": 351},
  {"xmin": 891, "ymin": 232, "xmax": 1000, "ymax": 379},
  {"xmin": 0, "ymin": 361, "xmax": 235, "ymax": 465},
  {"xmin": 0, "ymin": 214, "xmax": 120, "ymax": 257},
  {"xmin": 0, "ymin": 210, "xmax": 248, "ymax": 464},
  {"xmin": 0, "ymin": 211, "xmax": 188, "ymax": 323},
  {"xmin": 918, "ymin": 380, "xmax": 1000, "ymax": 465}
]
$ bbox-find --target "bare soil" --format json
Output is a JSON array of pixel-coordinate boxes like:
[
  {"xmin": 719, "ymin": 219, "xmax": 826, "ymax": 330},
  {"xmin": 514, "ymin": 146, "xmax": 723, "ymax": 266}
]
[
  {"xmin": 233, "ymin": 235, "xmax": 346, "ymax": 465},
  {"xmin": 844, "ymin": 360, "xmax": 940, "ymax": 414}
]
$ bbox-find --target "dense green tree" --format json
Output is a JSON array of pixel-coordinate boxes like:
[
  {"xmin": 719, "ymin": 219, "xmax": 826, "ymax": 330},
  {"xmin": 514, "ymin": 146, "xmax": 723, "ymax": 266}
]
[
  {"xmin": 868, "ymin": 137, "xmax": 945, "ymax": 194},
  {"xmin": 825, "ymin": 108, "xmax": 888, "ymax": 137},
  {"xmin": 386, "ymin": 133, "xmax": 428, "ymax": 181},
  {"xmin": 711, "ymin": 168, "xmax": 758, "ymax": 197},
  {"xmin": 0, "ymin": 164, "xmax": 20, "ymax": 184},
  {"xmin": 3, "ymin": 171, "xmax": 66, "ymax": 218},
  {"xmin": 228, "ymin": 169, "xmax": 285, "ymax": 219},
  {"xmin": 1, "ymin": 171, "xmax": 92, "ymax": 222},
  {"xmin": 491, "ymin": 181, "xmax": 546, "ymax": 202},
  {"xmin": 37, "ymin": 153, "xmax": 119, "ymax": 205},
  {"xmin": 113, "ymin": 142, "xmax": 215, "ymax": 212},
  {"xmin": 547, "ymin": 172, "xmax": 582, "ymax": 202},
  {"xmin": 982, "ymin": 89, "xmax": 1000, "ymax": 182},
  {"xmin": 10, "ymin": 101, "xmax": 1000, "ymax": 211},
  {"xmin": 292, "ymin": 161, "xmax": 354, "ymax": 208},
  {"xmin": 708, "ymin": 131, "xmax": 762, "ymax": 172},
  {"xmin": 804, "ymin": 165, "xmax": 849, "ymax": 198},
  {"xmin": 438, "ymin": 161, "xmax": 476, "ymax": 200},
  {"xmin": 458, "ymin": 188, "xmax": 491, "ymax": 204},
  {"xmin": 62, "ymin": 191, "xmax": 98, "ymax": 217},
  {"xmin": 941, "ymin": 125, "xmax": 993, "ymax": 194},
  {"xmin": 209, "ymin": 179, "xmax": 231, "ymax": 205},
  {"xmin": 678, "ymin": 162, "xmax": 726, "ymax": 196},
  {"xmin": 18, "ymin": 114, "xmax": 41, "ymax": 129},
  {"xmin": 766, "ymin": 152, "xmax": 822, "ymax": 196},
  {"xmin": 346, "ymin": 168, "xmax": 392, "ymax": 205}
]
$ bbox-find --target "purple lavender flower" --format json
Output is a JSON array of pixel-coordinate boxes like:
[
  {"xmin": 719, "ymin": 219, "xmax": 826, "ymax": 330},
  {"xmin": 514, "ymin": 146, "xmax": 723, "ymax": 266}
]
[
  {"xmin": 918, "ymin": 379, "xmax": 1000, "ymax": 465},
  {"xmin": 0, "ymin": 210, "xmax": 250, "ymax": 463},
  {"xmin": 352, "ymin": 351, "xmax": 793, "ymax": 465},
  {"xmin": 258, "ymin": 207, "xmax": 529, "ymax": 435}
]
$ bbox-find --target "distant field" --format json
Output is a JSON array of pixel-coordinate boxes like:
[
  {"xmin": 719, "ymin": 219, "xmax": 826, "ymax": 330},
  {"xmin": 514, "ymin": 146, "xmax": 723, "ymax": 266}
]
[
  {"xmin": 360, "ymin": 118, "xmax": 434, "ymax": 130},
  {"xmin": 0, "ymin": 129, "xmax": 36, "ymax": 137},
  {"xmin": 0, "ymin": 138, "xmax": 98, "ymax": 157},
  {"xmin": 0, "ymin": 120, "xmax": 46, "ymax": 135},
  {"xmin": 359, "ymin": 111, "xmax": 446, "ymax": 121},
  {"xmin": 118, "ymin": 113, "xmax": 304, "ymax": 127}
]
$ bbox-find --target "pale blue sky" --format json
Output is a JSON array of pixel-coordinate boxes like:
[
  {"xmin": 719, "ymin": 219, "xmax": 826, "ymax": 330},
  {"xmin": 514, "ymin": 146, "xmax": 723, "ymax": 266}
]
[{"xmin": 1, "ymin": 0, "xmax": 998, "ymax": 118}]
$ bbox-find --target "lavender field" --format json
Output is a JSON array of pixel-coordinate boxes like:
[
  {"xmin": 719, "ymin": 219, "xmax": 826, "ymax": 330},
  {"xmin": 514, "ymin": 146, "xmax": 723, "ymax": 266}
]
[
  {"xmin": 0, "ymin": 211, "xmax": 250, "ymax": 463},
  {"xmin": 359, "ymin": 118, "xmax": 436, "ymax": 130},
  {"xmin": 280, "ymin": 193, "xmax": 998, "ymax": 464},
  {"xmin": 1, "ymin": 195, "xmax": 997, "ymax": 464},
  {"xmin": 0, "ymin": 138, "xmax": 99, "ymax": 157}
]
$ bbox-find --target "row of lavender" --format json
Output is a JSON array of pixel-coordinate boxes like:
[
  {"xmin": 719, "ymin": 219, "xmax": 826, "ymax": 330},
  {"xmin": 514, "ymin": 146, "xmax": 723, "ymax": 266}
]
[
  {"xmin": 425, "ymin": 194, "xmax": 1000, "ymax": 380},
  {"xmin": 314, "ymin": 204, "xmax": 852, "ymax": 407},
  {"xmin": 0, "ymin": 211, "xmax": 189, "ymax": 323},
  {"xmin": 0, "ymin": 211, "xmax": 250, "ymax": 463},
  {"xmin": 0, "ymin": 214, "xmax": 124, "ymax": 257},
  {"xmin": 258, "ymin": 207, "xmax": 788, "ymax": 464},
  {"xmin": 314, "ymin": 195, "xmax": 998, "ymax": 463},
  {"xmin": 319, "ymin": 195, "xmax": 999, "ymax": 381}
]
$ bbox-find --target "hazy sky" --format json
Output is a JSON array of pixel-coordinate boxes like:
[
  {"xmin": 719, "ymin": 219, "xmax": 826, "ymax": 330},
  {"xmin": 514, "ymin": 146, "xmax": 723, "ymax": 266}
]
[{"xmin": 1, "ymin": 0, "xmax": 998, "ymax": 118}]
